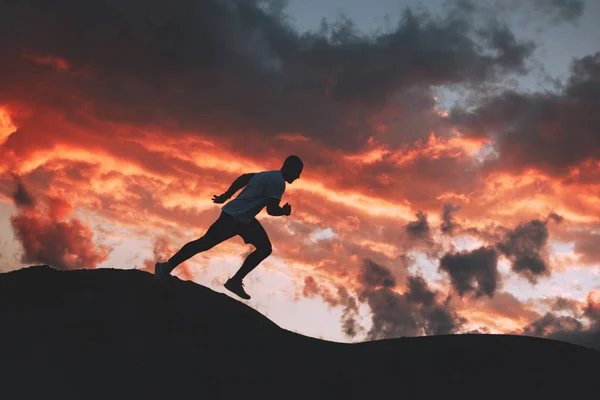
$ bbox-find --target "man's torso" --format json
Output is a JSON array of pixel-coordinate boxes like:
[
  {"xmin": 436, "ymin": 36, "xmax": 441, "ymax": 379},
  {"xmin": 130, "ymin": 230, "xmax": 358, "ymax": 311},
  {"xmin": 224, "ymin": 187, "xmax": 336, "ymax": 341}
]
[{"xmin": 222, "ymin": 170, "xmax": 285, "ymax": 223}]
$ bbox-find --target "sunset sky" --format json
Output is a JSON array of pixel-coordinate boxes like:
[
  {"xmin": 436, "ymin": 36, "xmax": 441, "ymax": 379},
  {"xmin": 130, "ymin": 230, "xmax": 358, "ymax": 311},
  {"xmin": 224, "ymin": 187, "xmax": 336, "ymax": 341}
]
[{"xmin": 1, "ymin": 0, "xmax": 599, "ymax": 347}]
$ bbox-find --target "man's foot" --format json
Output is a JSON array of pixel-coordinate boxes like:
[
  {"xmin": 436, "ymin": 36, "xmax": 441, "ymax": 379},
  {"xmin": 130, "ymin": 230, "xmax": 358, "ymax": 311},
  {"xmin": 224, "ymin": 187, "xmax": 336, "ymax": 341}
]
[
  {"xmin": 224, "ymin": 278, "xmax": 251, "ymax": 300},
  {"xmin": 154, "ymin": 261, "xmax": 171, "ymax": 280}
]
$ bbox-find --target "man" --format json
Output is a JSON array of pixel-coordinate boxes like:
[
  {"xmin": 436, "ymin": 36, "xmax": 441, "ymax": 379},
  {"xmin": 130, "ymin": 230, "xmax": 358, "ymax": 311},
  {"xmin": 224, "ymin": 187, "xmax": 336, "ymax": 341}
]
[{"xmin": 155, "ymin": 155, "xmax": 303, "ymax": 300}]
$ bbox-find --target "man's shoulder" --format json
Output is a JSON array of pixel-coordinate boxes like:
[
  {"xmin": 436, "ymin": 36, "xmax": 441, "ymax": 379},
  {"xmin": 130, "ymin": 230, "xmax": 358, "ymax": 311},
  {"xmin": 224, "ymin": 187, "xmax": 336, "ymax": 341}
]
[{"xmin": 263, "ymin": 170, "xmax": 285, "ymax": 182}]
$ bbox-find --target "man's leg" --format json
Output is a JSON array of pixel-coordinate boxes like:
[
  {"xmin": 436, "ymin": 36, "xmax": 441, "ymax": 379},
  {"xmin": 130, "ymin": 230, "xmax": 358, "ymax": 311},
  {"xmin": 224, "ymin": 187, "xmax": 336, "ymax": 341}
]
[
  {"xmin": 232, "ymin": 219, "xmax": 272, "ymax": 281},
  {"xmin": 159, "ymin": 212, "xmax": 237, "ymax": 276}
]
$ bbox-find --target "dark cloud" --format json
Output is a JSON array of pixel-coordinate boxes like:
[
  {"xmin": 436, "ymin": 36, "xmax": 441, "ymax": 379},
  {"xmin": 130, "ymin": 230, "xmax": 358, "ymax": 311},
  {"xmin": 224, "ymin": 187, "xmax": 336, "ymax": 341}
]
[
  {"xmin": 12, "ymin": 178, "xmax": 35, "ymax": 209},
  {"xmin": 451, "ymin": 52, "xmax": 600, "ymax": 176},
  {"xmin": 401, "ymin": 209, "xmax": 445, "ymax": 259},
  {"xmin": 546, "ymin": 212, "xmax": 564, "ymax": 224},
  {"xmin": 358, "ymin": 260, "xmax": 465, "ymax": 339},
  {"xmin": 519, "ymin": 291, "xmax": 600, "ymax": 350},
  {"xmin": 302, "ymin": 275, "xmax": 340, "ymax": 306},
  {"xmin": 0, "ymin": 0, "xmax": 536, "ymax": 153},
  {"xmin": 337, "ymin": 286, "xmax": 363, "ymax": 338},
  {"xmin": 496, "ymin": 219, "xmax": 553, "ymax": 283},
  {"xmin": 439, "ymin": 246, "xmax": 500, "ymax": 298},
  {"xmin": 449, "ymin": 214, "xmax": 565, "ymax": 285},
  {"xmin": 300, "ymin": 260, "xmax": 465, "ymax": 339},
  {"xmin": 358, "ymin": 259, "xmax": 397, "ymax": 289},
  {"xmin": 550, "ymin": 296, "xmax": 582, "ymax": 316},
  {"xmin": 405, "ymin": 210, "xmax": 430, "ymax": 239},
  {"xmin": 440, "ymin": 203, "xmax": 461, "ymax": 234},
  {"xmin": 521, "ymin": 312, "xmax": 584, "ymax": 336}
]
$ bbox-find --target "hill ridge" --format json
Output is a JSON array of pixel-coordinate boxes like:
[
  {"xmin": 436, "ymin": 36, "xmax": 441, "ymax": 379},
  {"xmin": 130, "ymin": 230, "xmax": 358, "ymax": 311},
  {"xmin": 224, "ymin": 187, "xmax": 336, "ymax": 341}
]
[{"xmin": 1, "ymin": 265, "xmax": 599, "ymax": 398}]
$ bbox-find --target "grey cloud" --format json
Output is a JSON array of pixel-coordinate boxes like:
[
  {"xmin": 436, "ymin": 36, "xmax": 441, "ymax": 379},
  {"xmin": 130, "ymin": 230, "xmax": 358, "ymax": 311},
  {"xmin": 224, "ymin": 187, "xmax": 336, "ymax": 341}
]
[
  {"xmin": 521, "ymin": 312, "xmax": 583, "ymax": 336},
  {"xmin": 358, "ymin": 259, "xmax": 397, "ymax": 289},
  {"xmin": 451, "ymin": 53, "xmax": 600, "ymax": 175},
  {"xmin": 12, "ymin": 178, "xmax": 36, "ymax": 209},
  {"xmin": 405, "ymin": 210, "xmax": 430, "ymax": 239},
  {"xmin": 439, "ymin": 246, "xmax": 500, "ymax": 297},
  {"xmin": 519, "ymin": 291, "xmax": 600, "ymax": 350},
  {"xmin": 496, "ymin": 219, "xmax": 553, "ymax": 283},
  {"xmin": 358, "ymin": 260, "xmax": 465, "ymax": 339},
  {"xmin": 440, "ymin": 203, "xmax": 461, "ymax": 234}
]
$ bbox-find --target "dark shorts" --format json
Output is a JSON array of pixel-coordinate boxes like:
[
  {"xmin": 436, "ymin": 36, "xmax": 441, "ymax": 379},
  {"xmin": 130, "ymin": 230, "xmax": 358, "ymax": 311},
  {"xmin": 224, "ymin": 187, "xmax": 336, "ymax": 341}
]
[{"xmin": 204, "ymin": 211, "xmax": 271, "ymax": 249}]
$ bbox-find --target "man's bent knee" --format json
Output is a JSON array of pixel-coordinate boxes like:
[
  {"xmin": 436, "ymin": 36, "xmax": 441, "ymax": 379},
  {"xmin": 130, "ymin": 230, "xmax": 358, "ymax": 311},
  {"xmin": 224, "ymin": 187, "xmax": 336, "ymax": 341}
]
[{"xmin": 256, "ymin": 243, "xmax": 272, "ymax": 258}]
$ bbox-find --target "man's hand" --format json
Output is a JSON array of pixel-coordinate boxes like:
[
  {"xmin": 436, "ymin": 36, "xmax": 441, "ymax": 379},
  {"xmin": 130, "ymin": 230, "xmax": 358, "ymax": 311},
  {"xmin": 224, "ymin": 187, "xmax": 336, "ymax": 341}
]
[
  {"xmin": 212, "ymin": 193, "xmax": 230, "ymax": 204},
  {"xmin": 281, "ymin": 203, "xmax": 292, "ymax": 216}
]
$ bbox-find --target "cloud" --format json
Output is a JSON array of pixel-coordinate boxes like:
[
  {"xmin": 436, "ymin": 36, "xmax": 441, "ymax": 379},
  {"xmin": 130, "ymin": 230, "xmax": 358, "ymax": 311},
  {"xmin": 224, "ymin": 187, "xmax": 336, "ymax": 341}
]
[
  {"xmin": 358, "ymin": 259, "xmax": 397, "ymax": 289},
  {"xmin": 451, "ymin": 52, "xmax": 600, "ymax": 176},
  {"xmin": 9, "ymin": 178, "xmax": 111, "ymax": 270},
  {"xmin": 531, "ymin": 0, "xmax": 584, "ymax": 23},
  {"xmin": 459, "ymin": 290, "xmax": 541, "ymax": 330},
  {"xmin": 405, "ymin": 210, "xmax": 430, "ymax": 239},
  {"xmin": 300, "ymin": 259, "xmax": 466, "ymax": 340},
  {"xmin": 12, "ymin": 178, "xmax": 35, "ymax": 209},
  {"xmin": 544, "ymin": 295, "xmax": 583, "ymax": 316},
  {"xmin": 357, "ymin": 260, "xmax": 465, "ymax": 339},
  {"xmin": 521, "ymin": 312, "xmax": 583, "ymax": 336},
  {"xmin": 0, "ymin": 0, "xmax": 537, "ymax": 156},
  {"xmin": 338, "ymin": 286, "xmax": 362, "ymax": 338},
  {"xmin": 301, "ymin": 275, "xmax": 362, "ymax": 338},
  {"xmin": 446, "ymin": 0, "xmax": 585, "ymax": 25},
  {"xmin": 440, "ymin": 202, "xmax": 461, "ymax": 235},
  {"xmin": 136, "ymin": 235, "xmax": 195, "ymax": 280},
  {"xmin": 439, "ymin": 246, "xmax": 500, "ymax": 298},
  {"xmin": 572, "ymin": 232, "xmax": 600, "ymax": 266},
  {"xmin": 519, "ymin": 290, "xmax": 600, "ymax": 350},
  {"xmin": 496, "ymin": 217, "xmax": 558, "ymax": 283},
  {"xmin": 302, "ymin": 275, "xmax": 341, "ymax": 306}
]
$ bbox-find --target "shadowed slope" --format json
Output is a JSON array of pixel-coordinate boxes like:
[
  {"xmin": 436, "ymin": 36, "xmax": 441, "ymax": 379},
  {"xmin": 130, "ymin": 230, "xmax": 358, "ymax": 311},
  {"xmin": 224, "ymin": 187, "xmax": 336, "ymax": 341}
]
[{"xmin": 1, "ymin": 266, "xmax": 598, "ymax": 399}]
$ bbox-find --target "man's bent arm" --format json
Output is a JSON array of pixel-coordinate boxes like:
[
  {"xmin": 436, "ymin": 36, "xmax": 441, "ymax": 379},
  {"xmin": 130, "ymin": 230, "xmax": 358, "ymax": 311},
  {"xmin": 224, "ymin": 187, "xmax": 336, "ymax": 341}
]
[
  {"xmin": 267, "ymin": 205, "xmax": 287, "ymax": 216},
  {"xmin": 224, "ymin": 173, "xmax": 256, "ymax": 198},
  {"xmin": 266, "ymin": 198, "xmax": 290, "ymax": 216}
]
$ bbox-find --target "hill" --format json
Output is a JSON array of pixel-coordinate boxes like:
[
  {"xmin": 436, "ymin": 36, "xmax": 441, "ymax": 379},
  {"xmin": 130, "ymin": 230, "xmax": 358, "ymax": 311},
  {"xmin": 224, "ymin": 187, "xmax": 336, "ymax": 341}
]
[{"xmin": 1, "ymin": 265, "xmax": 599, "ymax": 399}]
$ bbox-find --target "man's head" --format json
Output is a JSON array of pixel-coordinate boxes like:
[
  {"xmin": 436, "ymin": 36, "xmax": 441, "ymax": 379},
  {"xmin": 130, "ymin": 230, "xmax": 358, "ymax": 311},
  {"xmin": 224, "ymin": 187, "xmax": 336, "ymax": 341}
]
[{"xmin": 281, "ymin": 155, "xmax": 303, "ymax": 184}]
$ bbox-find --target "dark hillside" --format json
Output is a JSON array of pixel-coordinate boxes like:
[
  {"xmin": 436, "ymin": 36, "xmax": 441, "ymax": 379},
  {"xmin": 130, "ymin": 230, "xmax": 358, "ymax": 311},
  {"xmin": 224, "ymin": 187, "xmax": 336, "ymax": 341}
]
[{"xmin": 1, "ymin": 266, "xmax": 598, "ymax": 399}]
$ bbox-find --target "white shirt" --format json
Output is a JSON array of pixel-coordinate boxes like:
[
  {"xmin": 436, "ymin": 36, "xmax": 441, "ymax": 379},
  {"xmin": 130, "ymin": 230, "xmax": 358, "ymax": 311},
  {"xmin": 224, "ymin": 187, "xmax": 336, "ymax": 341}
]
[{"xmin": 222, "ymin": 170, "xmax": 286, "ymax": 223}]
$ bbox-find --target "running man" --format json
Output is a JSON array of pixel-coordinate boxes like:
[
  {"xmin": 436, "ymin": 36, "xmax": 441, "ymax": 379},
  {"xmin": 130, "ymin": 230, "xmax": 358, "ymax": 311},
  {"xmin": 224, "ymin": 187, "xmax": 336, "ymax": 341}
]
[{"xmin": 155, "ymin": 155, "xmax": 303, "ymax": 300}]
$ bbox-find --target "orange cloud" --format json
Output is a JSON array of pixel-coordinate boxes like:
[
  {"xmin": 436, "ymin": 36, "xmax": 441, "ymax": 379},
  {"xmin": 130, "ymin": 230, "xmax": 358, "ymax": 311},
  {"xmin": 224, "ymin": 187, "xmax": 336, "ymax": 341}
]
[{"xmin": 0, "ymin": 106, "xmax": 17, "ymax": 146}]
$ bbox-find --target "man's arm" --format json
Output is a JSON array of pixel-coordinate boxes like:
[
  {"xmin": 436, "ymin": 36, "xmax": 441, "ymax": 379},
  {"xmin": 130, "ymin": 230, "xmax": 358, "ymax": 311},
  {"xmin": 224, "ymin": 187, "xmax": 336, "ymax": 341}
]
[
  {"xmin": 212, "ymin": 173, "xmax": 256, "ymax": 203},
  {"xmin": 266, "ymin": 198, "xmax": 291, "ymax": 216},
  {"xmin": 224, "ymin": 173, "xmax": 256, "ymax": 197}
]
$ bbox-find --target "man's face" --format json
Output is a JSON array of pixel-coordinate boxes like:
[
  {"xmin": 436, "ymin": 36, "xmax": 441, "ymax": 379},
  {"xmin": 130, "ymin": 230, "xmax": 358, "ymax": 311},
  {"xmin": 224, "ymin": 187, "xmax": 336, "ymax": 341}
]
[{"xmin": 286, "ymin": 166, "xmax": 302, "ymax": 183}]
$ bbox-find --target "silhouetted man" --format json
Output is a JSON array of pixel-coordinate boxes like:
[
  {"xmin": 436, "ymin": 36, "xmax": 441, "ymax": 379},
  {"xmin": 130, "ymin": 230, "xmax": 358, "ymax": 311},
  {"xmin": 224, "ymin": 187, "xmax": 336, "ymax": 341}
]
[{"xmin": 155, "ymin": 155, "xmax": 303, "ymax": 300}]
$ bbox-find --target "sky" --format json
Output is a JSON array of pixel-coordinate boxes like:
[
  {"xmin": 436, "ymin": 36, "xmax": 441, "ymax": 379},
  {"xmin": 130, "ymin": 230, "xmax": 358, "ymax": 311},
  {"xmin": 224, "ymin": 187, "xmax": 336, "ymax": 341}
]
[{"xmin": 0, "ymin": 0, "xmax": 599, "ymax": 347}]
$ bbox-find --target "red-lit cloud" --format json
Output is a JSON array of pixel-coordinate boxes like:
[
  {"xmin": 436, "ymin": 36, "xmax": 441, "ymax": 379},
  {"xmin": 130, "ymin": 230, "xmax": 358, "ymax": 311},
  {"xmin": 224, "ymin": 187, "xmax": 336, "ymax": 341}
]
[{"xmin": 9, "ymin": 179, "xmax": 111, "ymax": 270}]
